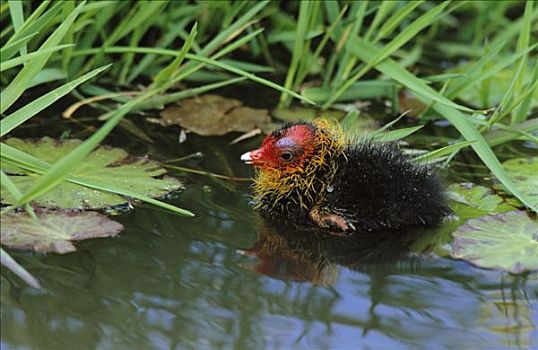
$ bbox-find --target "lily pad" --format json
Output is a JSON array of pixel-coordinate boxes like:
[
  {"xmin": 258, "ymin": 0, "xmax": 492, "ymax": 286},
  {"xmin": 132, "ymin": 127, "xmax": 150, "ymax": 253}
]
[
  {"xmin": 502, "ymin": 157, "xmax": 538, "ymax": 208},
  {"xmin": 446, "ymin": 182, "xmax": 516, "ymax": 217},
  {"xmin": 410, "ymin": 182, "xmax": 516, "ymax": 256},
  {"xmin": 156, "ymin": 94, "xmax": 271, "ymax": 136},
  {"xmin": 1, "ymin": 211, "xmax": 123, "ymax": 254},
  {"xmin": 451, "ymin": 211, "xmax": 538, "ymax": 274},
  {"xmin": 1, "ymin": 137, "xmax": 183, "ymax": 209}
]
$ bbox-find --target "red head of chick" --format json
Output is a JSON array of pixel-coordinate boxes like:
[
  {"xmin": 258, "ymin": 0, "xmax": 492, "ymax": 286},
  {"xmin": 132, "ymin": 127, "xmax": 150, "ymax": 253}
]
[{"xmin": 241, "ymin": 120, "xmax": 451, "ymax": 235}]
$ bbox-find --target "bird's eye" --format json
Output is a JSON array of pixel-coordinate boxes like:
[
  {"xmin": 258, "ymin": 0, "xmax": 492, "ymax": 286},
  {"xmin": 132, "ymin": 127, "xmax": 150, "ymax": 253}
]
[{"xmin": 280, "ymin": 151, "xmax": 295, "ymax": 162}]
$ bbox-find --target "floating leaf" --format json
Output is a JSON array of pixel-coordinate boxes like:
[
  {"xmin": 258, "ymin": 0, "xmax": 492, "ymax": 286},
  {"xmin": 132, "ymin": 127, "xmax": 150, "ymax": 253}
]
[
  {"xmin": 156, "ymin": 94, "xmax": 270, "ymax": 136},
  {"xmin": 1, "ymin": 211, "xmax": 123, "ymax": 254},
  {"xmin": 1, "ymin": 137, "xmax": 183, "ymax": 209},
  {"xmin": 410, "ymin": 182, "xmax": 517, "ymax": 256},
  {"xmin": 451, "ymin": 211, "xmax": 538, "ymax": 273},
  {"xmin": 446, "ymin": 183, "xmax": 516, "ymax": 216},
  {"xmin": 500, "ymin": 157, "xmax": 538, "ymax": 208}
]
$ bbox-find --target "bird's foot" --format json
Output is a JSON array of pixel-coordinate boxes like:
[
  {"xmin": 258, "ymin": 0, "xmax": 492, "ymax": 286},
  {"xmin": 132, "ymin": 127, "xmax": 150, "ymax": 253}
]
[{"xmin": 309, "ymin": 207, "xmax": 355, "ymax": 235}]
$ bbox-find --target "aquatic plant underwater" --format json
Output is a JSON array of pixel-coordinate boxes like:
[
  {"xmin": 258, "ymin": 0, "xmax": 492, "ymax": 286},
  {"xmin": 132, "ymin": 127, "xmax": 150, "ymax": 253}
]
[{"xmin": 0, "ymin": 2, "xmax": 536, "ymax": 345}]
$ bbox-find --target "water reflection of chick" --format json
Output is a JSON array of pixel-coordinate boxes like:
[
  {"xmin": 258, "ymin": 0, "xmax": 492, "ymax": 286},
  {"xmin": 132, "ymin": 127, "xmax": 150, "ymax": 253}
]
[{"xmin": 241, "ymin": 218, "xmax": 419, "ymax": 285}]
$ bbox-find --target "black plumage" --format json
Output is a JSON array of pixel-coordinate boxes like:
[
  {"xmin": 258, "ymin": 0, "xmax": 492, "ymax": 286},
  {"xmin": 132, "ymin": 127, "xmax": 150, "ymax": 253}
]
[{"xmin": 327, "ymin": 142, "xmax": 451, "ymax": 232}]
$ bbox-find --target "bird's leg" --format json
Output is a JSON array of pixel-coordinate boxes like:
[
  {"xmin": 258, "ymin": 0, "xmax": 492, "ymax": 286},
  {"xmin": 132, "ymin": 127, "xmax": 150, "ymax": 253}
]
[{"xmin": 309, "ymin": 206, "xmax": 354, "ymax": 235}]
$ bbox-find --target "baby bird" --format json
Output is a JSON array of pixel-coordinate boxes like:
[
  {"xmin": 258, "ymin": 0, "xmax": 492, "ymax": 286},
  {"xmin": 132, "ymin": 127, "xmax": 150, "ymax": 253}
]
[{"xmin": 241, "ymin": 120, "xmax": 451, "ymax": 235}]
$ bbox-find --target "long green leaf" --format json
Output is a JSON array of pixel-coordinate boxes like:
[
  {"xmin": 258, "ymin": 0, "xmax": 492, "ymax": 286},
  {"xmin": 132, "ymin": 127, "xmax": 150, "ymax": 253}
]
[
  {"xmin": 0, "ymin": 44, "xmax": 73, "ymax": 71},
  {"xmin": 153, "ymin": 23, "xmax": 197, "ymax": 87},
  {"xmin": 1, "ymin": 64, "xmax": 111, "ymax": 137},
  {"xmin": 136, "ymin": 77, "xmax": 246, "ymax": 111},
  {"xmin": 413, "ymin": 140, "xmax": 476, "ymax": 163},
  {"xmin": 199, "ymin": 0, "xmax": 269, "ymax": 56},
  {"xmin": 0, "ymin": 32, "xmax": 38, "ymax": 60},
  {"xmin": 373, "ymin": 125, "xmax": 425, "ymax": 142},
  {"xmin": 279, "ymin": 0, "xmax": 312, "ymax": 106},
  {"xmin": 1, "ymin": 2, "xmax": 84, "ymax": 113},
  {"xmin": 374, "ymin": 1, "xmax": 423, "ymax": 42},
  {"xmin": 0, "ymin": 170, "xmax": 37, "ymax": 219},
  {"xmin": 186, "ymin": 53, "xmax": 315, "ymax": 105},
  {"xmin": 8, "ymin": 0, "xmax": 26, "ymax": 55},
  {"xmin": 1, "ymin": 170, "xmax": 23, "ymax": 200},
  {"xmin": 350, "ymin": 39, "xmax": 474, "ymax": 112}
]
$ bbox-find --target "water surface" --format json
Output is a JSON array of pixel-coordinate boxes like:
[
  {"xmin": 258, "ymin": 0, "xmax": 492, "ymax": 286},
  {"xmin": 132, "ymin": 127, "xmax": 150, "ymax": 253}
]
[{"xmin": 1, "ymin": 125, "xmax": 537, "ymax": 350}]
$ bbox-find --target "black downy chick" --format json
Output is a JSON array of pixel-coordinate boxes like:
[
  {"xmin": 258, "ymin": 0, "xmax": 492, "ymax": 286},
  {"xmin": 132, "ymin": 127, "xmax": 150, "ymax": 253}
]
[{"xmin": 241, "ymin": 120, "xmax": 451, "ymax": 235}]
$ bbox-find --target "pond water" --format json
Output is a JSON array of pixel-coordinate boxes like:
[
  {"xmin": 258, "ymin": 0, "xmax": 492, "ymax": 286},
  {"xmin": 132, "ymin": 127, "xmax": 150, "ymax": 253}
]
[{"xmin": 1, "ymin": 116, "xmax": 537, "ymax": 350}]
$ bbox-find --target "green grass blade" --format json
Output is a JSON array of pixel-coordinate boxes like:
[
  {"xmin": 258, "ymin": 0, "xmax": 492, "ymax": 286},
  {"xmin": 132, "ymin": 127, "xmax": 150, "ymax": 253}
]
[
  {"xmin": 137, "ymin": 77, "xmax": 246, "ymax": 110},
  {"xmin": 186, "ymin": 53, "xmax": 315, "ymax": 105},
  {"xmin": 364, "ymin": 1, "xmax": 396, "ymax": 41},
  {"xmin": 67, "ymin": 1, "xmax": 118, "ymax": 77},
  {"xmin": 1, "ymin": 143, "xmax": 51, "ymax": 172},
  {"xmin": 8, "ymin": 0, "xmax": 26, "ymax": 55},
  {"xmin": 350, "ymin": 39, "xmax": 474, "ymax": 112},
  {"xmin": 27, "ymin": 68, "xmax": 66, "ymax": 88},
  {"xmin": 0, "ymin": 44, "xmax": 73, "ymax": 71},
  {"xmin": 1, "ymin": 170, "xmax": 24, "ymax": 200},
  {"xmin": 374, "ymin": 1, "xmax": 423, "ymax": 42},
  {"xmin": 117, "ymin": 19, "xmax": 152, "ymax": 84},
  {"xmin": 0, "ymin": 32, "xmax": 38, "ymax": 60},
  {"xmin": 68, "ymin": 177, "xmax": 194, "ymax": 217},
  {"xmin": 126, "ymin": 21, "xmax": 186, "ymax": 83},
  {"xmin": 1, "ymin": 64, "xmax": 111, "ymax": 137},
  {"xmin": 413, "ymin": 140, "xmax": 476, "ymax": 163},
  {"xmin": 296, "ymin": 4, "xmax": 347, "ymax": 85},
  {"xmin": 513, "ymin": 1, "xmax": 532, "ymax": 94},
  {"xmin": 199, "ymin": 1, "xmax": 268, "ymax": 56},
  {"xmin": 373, "ymin": 125, "xmax": 425, "ymax": 142},
  {"xmin": 331, "ymin": 1, "xmax": 368, "ymax": 88},
  {"xmin": 279, "ymin": 0, "xmax": 312, "ymax": 106},
  {"xmin": 303, "ymin": 80, "xmax": 395, "ymax": 103},
  {"xmin": 1, "ymin": 2, "xmax": 84, "ymax": 113},
  {"xmin": 512, "ymin": 60, "xmax": 538, "ymax": 123},
  {"xmin": 210, "ymin": 28, "xmax": 265, "ymax": 60},
  {"xmin": 0, "ymin": 170, "xmax": 37, "ymax": 219},
  {"xmin": 511, "ymin": 0, "xmax": 534, "ymax": 124},
  {"xmin": 153, "ymin": 23, "xmax": 197, "ymax": 87},
  {"xmin": 436, "ymin": 109, "xmax": 537, "ymax": 212},
  {"xmin": 484, "ymin": 118, "xmax": 538, "ymax": 147}
]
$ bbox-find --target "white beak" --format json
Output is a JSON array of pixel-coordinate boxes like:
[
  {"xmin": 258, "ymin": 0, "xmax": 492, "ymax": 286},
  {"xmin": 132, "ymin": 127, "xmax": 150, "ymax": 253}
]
[{"xmin": 240, "ymin": 151, "xmax": 252, "ymax": 164}]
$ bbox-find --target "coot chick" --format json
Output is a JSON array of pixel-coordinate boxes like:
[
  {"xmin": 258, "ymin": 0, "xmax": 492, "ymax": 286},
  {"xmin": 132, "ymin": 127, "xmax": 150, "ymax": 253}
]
[{"xmin": 241, "ymin": 120, "xmax": 451, "ymax": 235}]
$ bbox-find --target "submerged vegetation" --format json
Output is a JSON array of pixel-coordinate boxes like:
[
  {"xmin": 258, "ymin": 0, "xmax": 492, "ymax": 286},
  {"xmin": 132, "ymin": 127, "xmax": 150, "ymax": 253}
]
[{"xmin": 0, "ymin": 0, "xmax": 537, "ymax": 288}]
